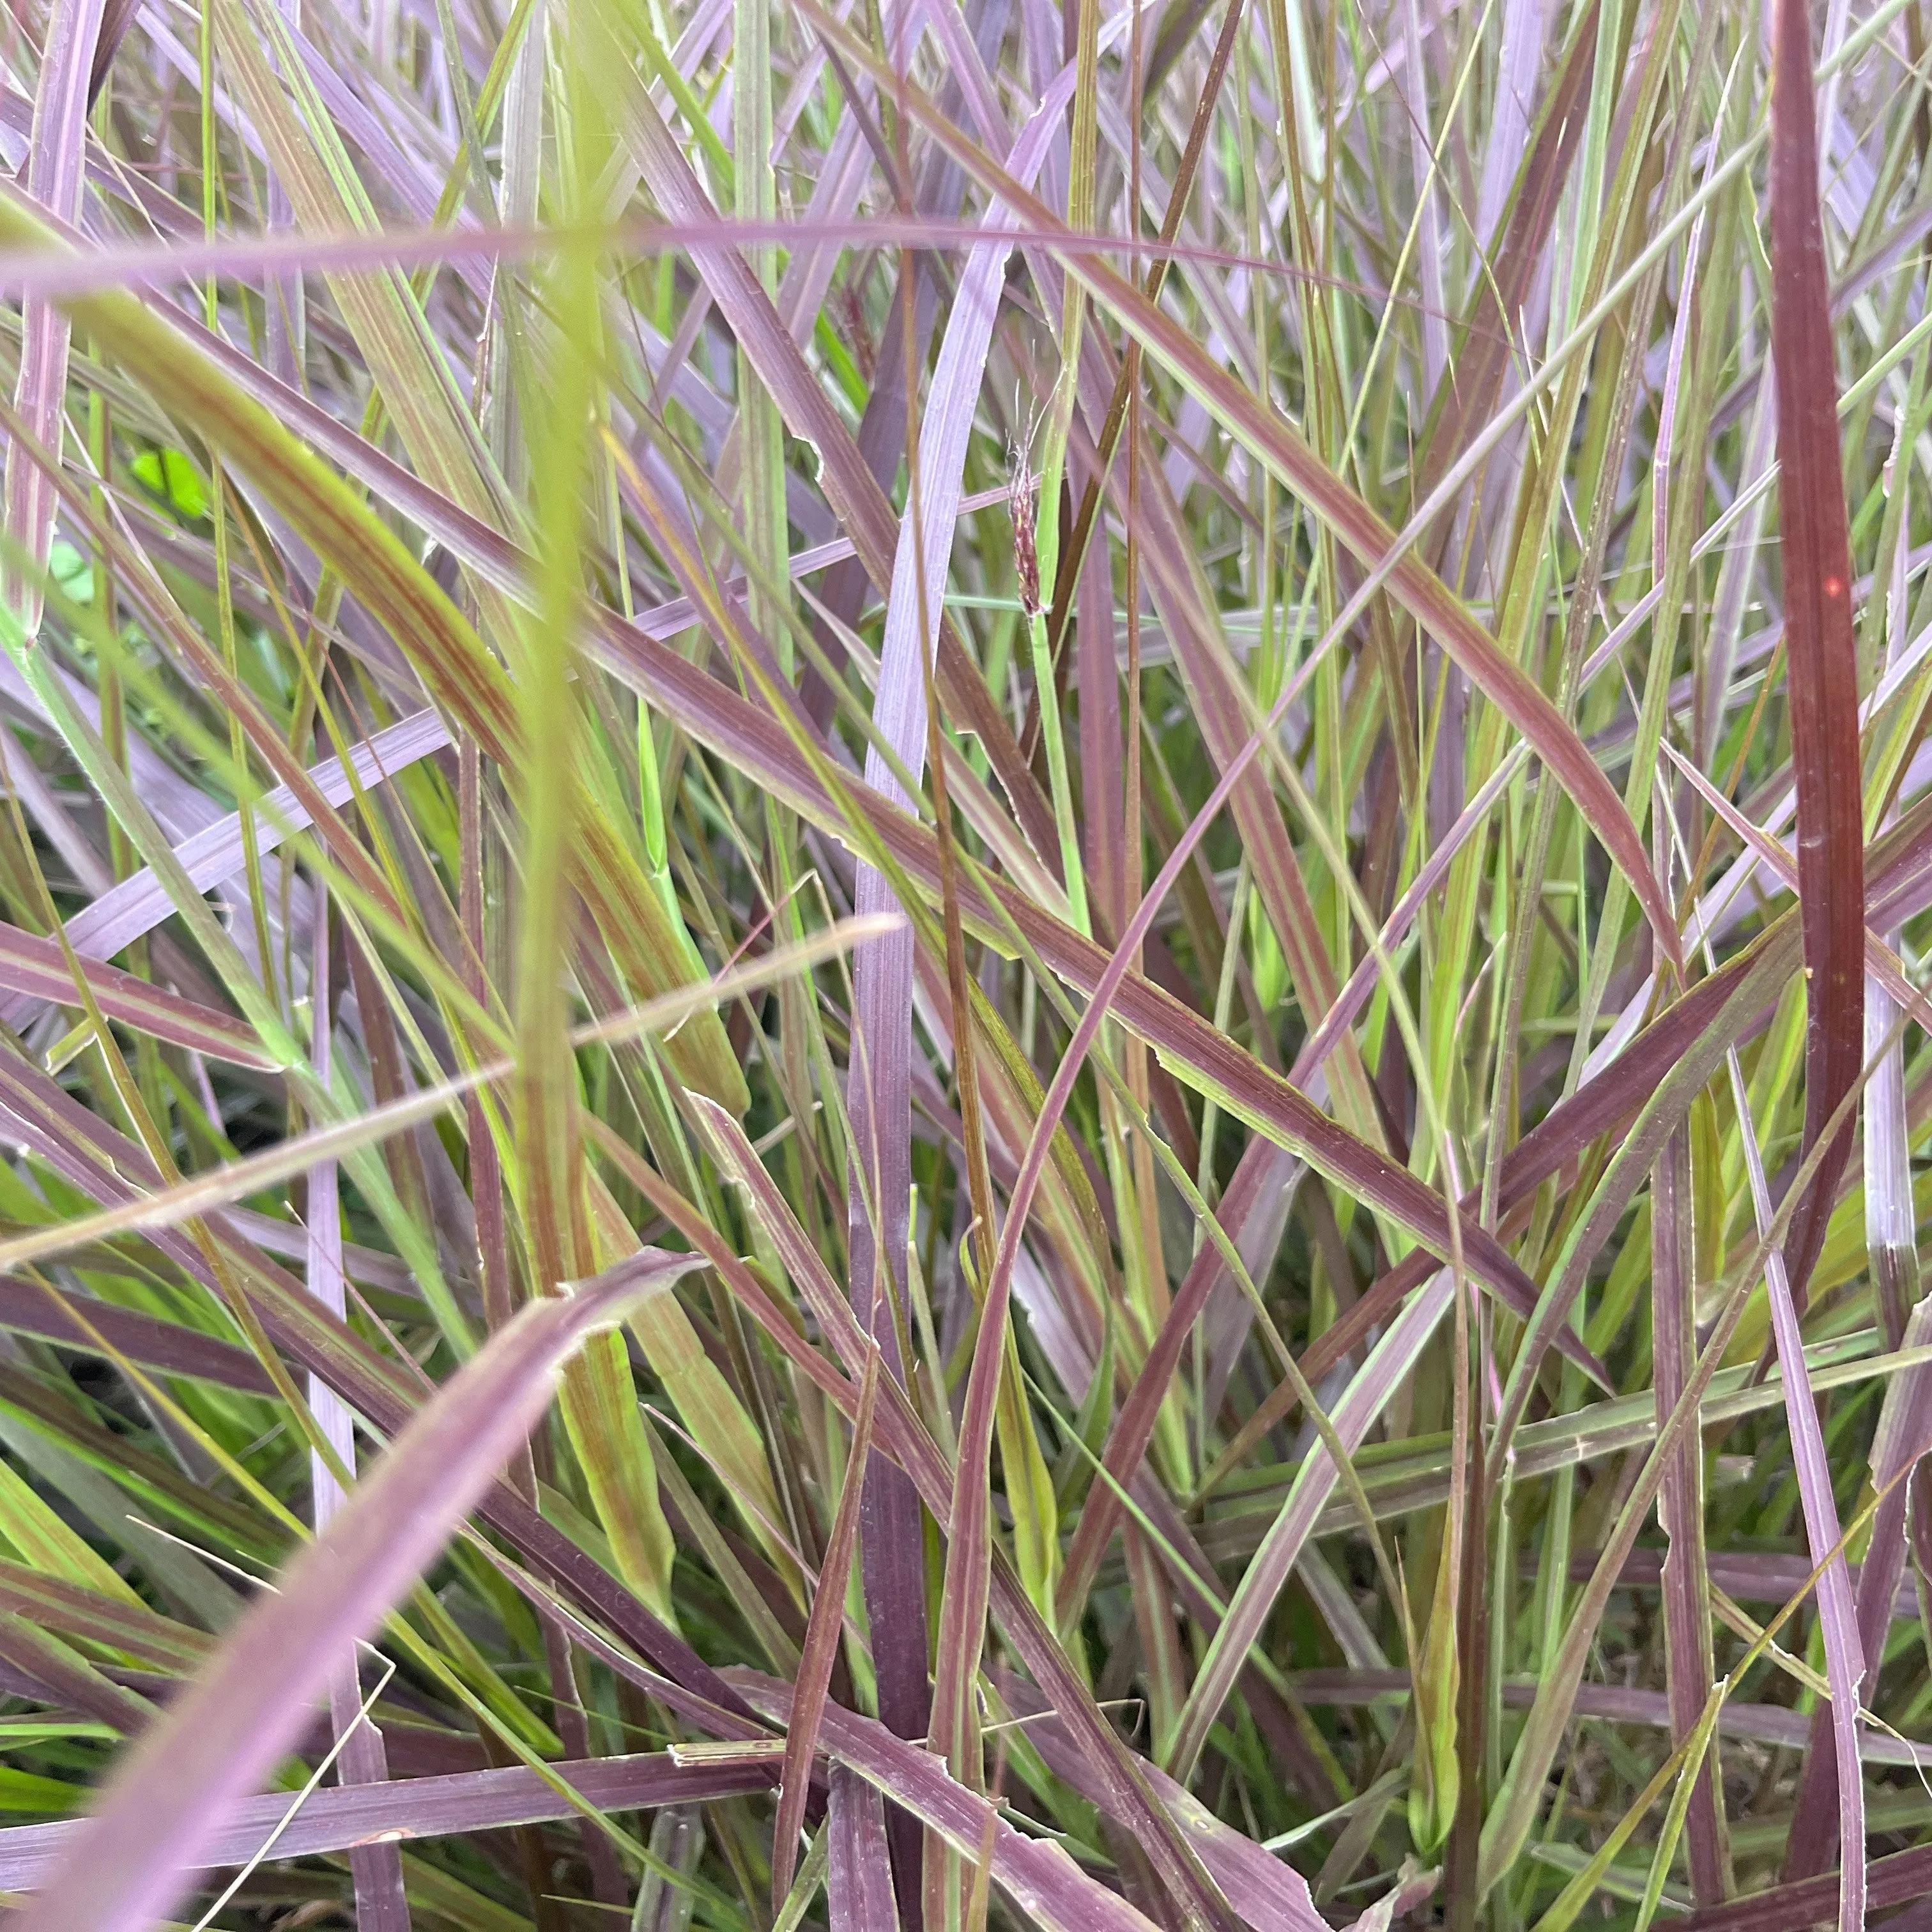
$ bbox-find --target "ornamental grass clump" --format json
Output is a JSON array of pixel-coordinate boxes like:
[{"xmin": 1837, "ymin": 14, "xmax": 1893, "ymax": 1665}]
[{"xmin": 0, "ymin": 0, "xmax": 1925, "ymax": 1928}]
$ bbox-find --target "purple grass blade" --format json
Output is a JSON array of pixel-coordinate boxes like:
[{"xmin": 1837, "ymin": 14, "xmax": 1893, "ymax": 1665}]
[
  {"xmin": 1469, "ymin": 0, "xmax": 1552, "ymax": 259},
  {"xmin": 1130, "ymin": 453, "xmax": 1372, "ymax": 1126},
  {"xmin": 1602, "ymin": 1549, "xmax": 1920, "ymax": 1616},
  {"xmin": 0, "ymin": 1751, "xmax": 777, "ymax": 1890},
  {"xmin": 0, "ymin": 1609, "xmax": 154, "ymax": 1733},
  {"xmin": 1784, "ymin": 1288, "xmax": 1932, "ymax": 1880},
  {"xmin": 2, "ymin": 0, "xmax": 107, "ymax": 639},
  {"xmin": 773, "ymin": 1347, "xmax": 878, "ymax": 1907},
  {"xmin": 303, "ymin": 890, "xmax": 409, "ymax": 1931},
  {"xmin": 1430, "ymin": 0, "xmax": 1596, "ymax": 489},
  {"xmin": 0, "ymin": 190, "xmax": 1756, "ymax": 1312},
  {"xmin": 10, "ymin": 1250, "xmax": 704, "ymax": 1932},
  {"xmin": 1652, "ymin": 1124, "xmax": 1728, "ymax": 1905},
  {"xmin": 1769, "ymin": 0, "xmax": 1867, "ymax": 1313},
  {"xmin": 756, "ymin": 1684, "xmax": 1164, "ymax": 1932},
  {"xmin": 842, "ymin": 53, "xmax": 1128, "ymax": 1841},
  {"xmin": 261, "ymin": 0, "xmax": 306, "ymax": 399},
  {"xmin": 1786, "ymin": 364, "xmax": 1929, "ymax": 1885},
  {"xmin": 689, "ymin": 1101, "xmax": 881, "ymax": 1377},
  {"xmin": 1073, "ymin": 458, "xmax": 1123, "ymax": 928},
  {"xmin": 924, "ymin": 1140, "xmax": 1016, "ymax": 1819},
  {"xmin": 829, "ymin": 1763, "xmax": 901, "ymax": 1932},
  {"xmin": 1293, "ymin": 1672, "xmax": 1932, "ymax": 1765},
  {"xmin": 0, "ymin": 1558, "xmax": 210, "ymax": 1668},
  {"xmin": 1727, "ymin": 1044, "xmax": 1866, "ymax": 1932},
  {"xmin": 0, "ymin": 1278, "xmax": 278, "ymax": 1391},
  {"xmin": 847, "ymin": 34, "xmax": 1096, "ymax": 804},
  {"xmin": 0, "ymin": 199, "xmax": 1473, "ymax": 306},
  {"xmin": 1397, "ymin": 0, "xmax": 1448, "ymax": 401},
  {"xmin": 1784, "ymin": 847, "xmax": 1932, "ymax": 1879},
  {"xmin": 1868, "ymin": 531, "xmax": 1920, "ymax": 1358},
  {"xmin": 0, "ymin": 921, "xmax": 275, "ymax": 1065},
  {"xmin": 83, "ymin": 0, "xmax": 141, "ymax": 104},
  {"xmin": 1676, "ymin": 1840, "xmax": 1932, "ymax": 1931}
]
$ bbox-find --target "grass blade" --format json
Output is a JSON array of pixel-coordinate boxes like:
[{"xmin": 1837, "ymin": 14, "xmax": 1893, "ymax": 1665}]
[
  {"xmin": 1770, "ymin": 0, "xmax": 1868, "ymax": 1312},
  {"xmin": 773, "ymin": 1345, "xmax": 877, "ymax": 1906}
]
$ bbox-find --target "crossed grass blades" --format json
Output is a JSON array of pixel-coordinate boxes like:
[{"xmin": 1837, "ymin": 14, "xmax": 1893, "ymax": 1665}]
[{"xmin": 0, "ymin": 0, "xmax": 1928, "ymax": 1926}]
